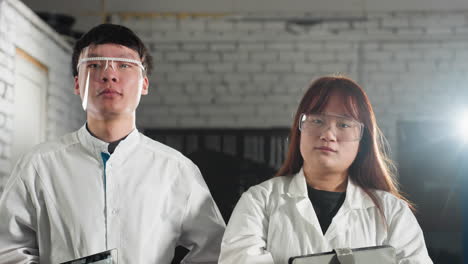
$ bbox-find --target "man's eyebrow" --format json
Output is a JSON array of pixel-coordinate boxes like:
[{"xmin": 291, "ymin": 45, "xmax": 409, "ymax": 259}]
[
  {"xmin": 85, "ymin": 53, "xmax": 140, "ymax": 59},
  {"xmin": 116, "ymin": 53, "xmax": 140, "ymax": 59}
]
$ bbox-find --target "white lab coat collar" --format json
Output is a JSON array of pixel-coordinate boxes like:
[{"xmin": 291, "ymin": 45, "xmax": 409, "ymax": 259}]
[
  {"xmin": 287, "ymin": 168, "xmax": 376, "ymax": 210},
  {"xmin": 77, "ymin": 124, "xmax": 140, "ymax": 163},
  {"xmin": 286, "ymin": 168, "xmax": 377, "ymax": 242}
]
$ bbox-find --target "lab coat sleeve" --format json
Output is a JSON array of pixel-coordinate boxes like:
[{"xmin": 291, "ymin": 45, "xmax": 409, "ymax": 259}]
[
  {"xmin": 177, "ymin": 161, "xmax": 226, "ymax": 264},
  {"xmin": 387, "ymin": 200, "xmax": 433, "ymax": 264},
  {"xmin": 0, "ymin": 162, "xmax": 39, "ymax": 264},
  {"xmin": 218, "ymin": 188, "xmax": 275, "ymax": 264}
]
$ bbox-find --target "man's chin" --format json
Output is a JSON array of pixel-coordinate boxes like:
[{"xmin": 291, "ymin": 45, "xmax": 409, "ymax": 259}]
[{"xmin": 87, "ymin": 108, "xmax": 126, "ymax": 119}]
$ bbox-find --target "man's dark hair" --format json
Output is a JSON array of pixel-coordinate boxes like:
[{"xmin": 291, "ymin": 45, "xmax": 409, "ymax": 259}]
[{"xmin": 72, "ymin": 24, "xmax": 153, "ymax": 76}]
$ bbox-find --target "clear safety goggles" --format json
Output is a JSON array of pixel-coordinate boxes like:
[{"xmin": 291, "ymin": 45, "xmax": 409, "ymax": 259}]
[
  {"xmin": 77, "ymin": 57, "xmax": 145, "ymax": 75},
  {"xmin": 299, "ymin": 112, "xmax": 364, "ymax": 141},
  {"xmin": 76, "ymin": 57, "xmax": 145, "ymax": 111}
]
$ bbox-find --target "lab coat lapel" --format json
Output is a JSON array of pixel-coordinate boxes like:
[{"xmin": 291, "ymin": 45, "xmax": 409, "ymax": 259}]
[
  {"xmin": 324, "ymin": 207, "xmax": 356, "ymax": 243},
  {"xmin": 77, "ymin": 124, "xmax": 141, "ymax": 165},
  {"xmin": 78, "ymin": 125, "xmax": 108, "ymax": 158},
  {"xmin": 108, "ymin": 128, "xmax": 140, "ymax": 164},
  {"xmin": 287, "ymin": 169, "xmax": 325, "ymax": 239},
  {"xmin": 324, "ymin": 177, "xmax": 375, "ymax": 242}
]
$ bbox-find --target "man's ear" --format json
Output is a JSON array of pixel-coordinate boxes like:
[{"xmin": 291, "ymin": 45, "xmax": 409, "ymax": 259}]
[
  {"xmin": 141, "ymin": 76, "xmax": 149, "ymax": 95},
  {"xmin": 74, "ymin": 76, "xmax": 81, "ymax": 95}
]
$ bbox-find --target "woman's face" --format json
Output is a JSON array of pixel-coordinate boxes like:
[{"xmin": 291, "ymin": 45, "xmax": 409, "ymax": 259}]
[{"xmin": 299, "ymin": 93, "xmax": 361, "ymax": 175}]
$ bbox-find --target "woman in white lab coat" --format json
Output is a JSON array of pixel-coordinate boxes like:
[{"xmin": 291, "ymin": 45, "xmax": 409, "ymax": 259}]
[{"xmin": 219, "ymin": 75, "xmax": 433, "ymax": 264}]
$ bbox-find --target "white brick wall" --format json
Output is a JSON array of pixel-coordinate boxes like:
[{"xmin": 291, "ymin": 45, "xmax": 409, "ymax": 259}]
[
  {"xmin": 115, "ymin": 12, "xmax": 468, "ymax": 160},
  {"xmin": 0, "ymin": 0, "xmax": 83, "ymax": 193}
]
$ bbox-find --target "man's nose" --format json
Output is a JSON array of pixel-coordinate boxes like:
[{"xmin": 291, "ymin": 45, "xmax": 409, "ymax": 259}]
[{"xmin": 100, "ymin": 62, "xmax": 118, "ymax": 82}]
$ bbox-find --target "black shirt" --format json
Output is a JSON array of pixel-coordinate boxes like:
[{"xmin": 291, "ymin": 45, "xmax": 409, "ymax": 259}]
[
  {"xmin": 307, "ymin": 186, "xmax": 346, "ymax": 234},
  {"xmin": 108, "ymin": 139, "xmax": 124, "ymax": 154}
]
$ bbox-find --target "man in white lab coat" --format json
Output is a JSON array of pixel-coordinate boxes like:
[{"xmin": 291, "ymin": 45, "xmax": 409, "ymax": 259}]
[{"xmin": 0, "ymin": 24, "xmax": 225, "ymax": 263}]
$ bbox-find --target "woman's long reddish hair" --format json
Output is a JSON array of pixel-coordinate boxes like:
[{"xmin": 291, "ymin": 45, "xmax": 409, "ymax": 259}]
[{"xmin": 276, "ymin": 75, "xmax": 413, "ymax": 212}]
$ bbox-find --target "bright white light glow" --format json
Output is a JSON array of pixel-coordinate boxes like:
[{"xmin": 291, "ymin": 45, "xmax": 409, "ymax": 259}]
[{"xmin": 457, "ymin": 108, "xmax": 468, "ymax": 143}]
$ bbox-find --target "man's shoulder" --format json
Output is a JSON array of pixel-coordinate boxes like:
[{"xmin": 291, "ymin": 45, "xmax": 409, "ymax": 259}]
[
  {"xmin": 10, "ymin": 130, "xmax": 80, "ymax": 176},
  {"xmin": 137, "ymin": 134, "xmax": 203, "ymax": 182},
  {"xmin": 20, "ymin": 131, "xmax": 79, "ymax": 161},
  {"xmin": 137, "ymin": 133, "xmax": 193, "ymax": 165}
]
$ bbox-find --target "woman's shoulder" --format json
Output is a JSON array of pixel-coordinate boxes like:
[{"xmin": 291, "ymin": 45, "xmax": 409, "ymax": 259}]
[
  {"xmin": 244, "ymin": 175, "xmax": 293, "ymax": 198},
  {"xmin": 249, "ymin": 175, "xmax": 293, "ymax": 190},
  {"xmin": 374, "ymin": 189, "xmax": 407, "ymax": 205},
  {"xmin": 235, "ymin": 175, "xmax": 295, "ymax": 215},
  {"xmin": 372, "ymin": 189, "xmax": 412, "ymax": 217}
]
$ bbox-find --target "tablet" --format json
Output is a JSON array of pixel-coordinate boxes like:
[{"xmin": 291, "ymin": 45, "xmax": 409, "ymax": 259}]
[
  {"xmin": 288, "ymin": 245, "xmax": 396, "ymax": 264},
  {"xmin": 60, "ymin": 249, "xmax": 118, "ymax": 264}
]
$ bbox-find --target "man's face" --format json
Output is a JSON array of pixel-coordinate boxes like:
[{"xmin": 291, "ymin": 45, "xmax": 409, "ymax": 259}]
[{"xmin": 74, "ymin": 43, "xmax": 149, "ymax": 119}]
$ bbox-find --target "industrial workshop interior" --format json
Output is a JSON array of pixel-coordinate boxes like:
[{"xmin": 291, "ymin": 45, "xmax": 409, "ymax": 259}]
[{"xmin": 0, "ymin": 0, "xmax": 466, "ymax": 263}]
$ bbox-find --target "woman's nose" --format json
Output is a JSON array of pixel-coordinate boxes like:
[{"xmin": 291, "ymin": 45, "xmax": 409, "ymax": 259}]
[{"xmin": 319, "ymin": 124, "xmax": 338, "ymax": 142}]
